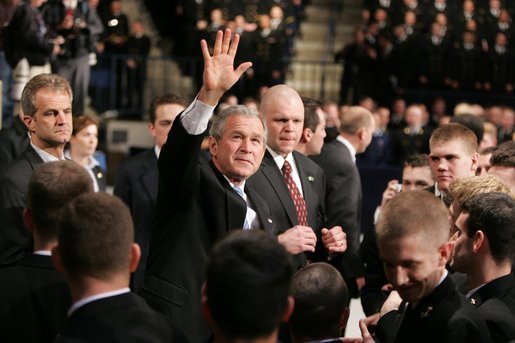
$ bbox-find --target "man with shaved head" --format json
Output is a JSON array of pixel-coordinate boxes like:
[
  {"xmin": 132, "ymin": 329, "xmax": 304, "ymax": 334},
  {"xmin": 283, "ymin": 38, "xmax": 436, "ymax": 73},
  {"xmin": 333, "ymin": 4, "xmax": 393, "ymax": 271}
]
[{"xmin": 248, "ymin": 85, "xmax": 346, "ymax": 269}]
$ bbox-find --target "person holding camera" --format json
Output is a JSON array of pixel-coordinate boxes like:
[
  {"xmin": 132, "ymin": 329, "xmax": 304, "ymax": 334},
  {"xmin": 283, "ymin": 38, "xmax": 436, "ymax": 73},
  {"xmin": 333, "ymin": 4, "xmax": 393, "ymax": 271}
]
[{"xmin": 42, "ymin": 0, "xmax": 103, "ymax": 115}]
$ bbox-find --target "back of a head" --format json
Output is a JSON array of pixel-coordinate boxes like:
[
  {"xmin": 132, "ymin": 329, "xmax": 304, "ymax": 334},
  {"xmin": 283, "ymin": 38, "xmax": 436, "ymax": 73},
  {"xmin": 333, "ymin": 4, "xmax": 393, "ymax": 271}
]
[
  {"xmin": 339, "ymin": 106, "xmax": 373, "ymax": 134},
  {"xmin": 450, "ymin": 113, "xmax": 484, "ymax": 145},
  {"xmin": 28, "ymin": 161, "xmax": 93, "ymax": 243},
  {"xmin": 289, "ymin": 263, "xmax": 349, "ymax": 341},
  {"xmin": 302, "ymin": 97, "xmax": 322, "ymax": 131},
  {"xmin": 376, "ymin": 191, "xmax": 449, "ymax": 246},
  {"xmin": 58, "ymin": 193, "xmax": 134, "ymax": 281},
  {"xmin": 205, "ymin": 230, "xmax": 294, "ymax": 340},
  {"xmin": 429, "ymin": 123, "xmax": 478, "ymax": 155},
  {"xmin": 490, "ymin": 141, "xmax": 515, "ymax": 168},
  {"xmin": 462, "ymin": 193, "xmax": 515, "ymax": 264},
  {"xmin": 449, "ymin": 175, "xmax": 514, "ymax": 208}
]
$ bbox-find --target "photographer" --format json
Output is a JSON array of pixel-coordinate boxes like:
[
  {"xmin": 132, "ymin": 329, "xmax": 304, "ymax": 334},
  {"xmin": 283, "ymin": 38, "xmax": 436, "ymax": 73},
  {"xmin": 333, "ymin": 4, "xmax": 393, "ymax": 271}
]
[{"xmin": 42, "ymin": 0, "xmax": 103, "ymax": 115}]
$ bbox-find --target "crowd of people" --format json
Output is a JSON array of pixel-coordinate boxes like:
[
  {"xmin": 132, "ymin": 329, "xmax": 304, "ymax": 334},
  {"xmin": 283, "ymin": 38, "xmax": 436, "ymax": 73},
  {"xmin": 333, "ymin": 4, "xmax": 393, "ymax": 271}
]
[
  {"xmin": 337, "ymin": 0, "xmax": 515, "ymax": 105},
  {"xmin": 0, "ymin": 0, "xmax": 151, "ymax": 123},
  {"xmin": 0, "ymin": 14, "xmax": 515, "ymax": 343}
]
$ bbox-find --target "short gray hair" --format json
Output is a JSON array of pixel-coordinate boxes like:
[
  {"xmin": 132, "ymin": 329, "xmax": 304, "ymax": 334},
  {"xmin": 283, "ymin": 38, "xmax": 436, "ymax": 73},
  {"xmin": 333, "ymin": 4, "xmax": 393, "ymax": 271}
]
[
  {"xmin": 21, "ymin": 74, "xmax": 73, "ymax": 117},
  {"xmin": 210, "ymin": 105, "xmax": 267, "ymax": 144}
]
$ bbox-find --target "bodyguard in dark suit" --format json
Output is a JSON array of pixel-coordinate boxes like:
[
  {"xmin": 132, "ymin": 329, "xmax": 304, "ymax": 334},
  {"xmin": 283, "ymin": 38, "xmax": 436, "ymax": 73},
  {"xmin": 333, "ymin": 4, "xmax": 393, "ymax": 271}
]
[
  {"xmin": 448, "ymin": 190, "xmax": 515, "ymax": 342},
  {"xmin": 0, "ymin": 160, "xmax": 93, "ymax": 343},
  {"xmin": 114, "ymin": 93, "xmax": 187, "ymax": 291},
  {"xmin": 248, "ymin": 84, "xmax": 346, "ymax": 270},
  {"xmin": 372, "ymin": 191, "xmax": 490, "ymax": 343},
  {"xmin": 0, "ymin": 74, "xmax": 73, "ymax": 264},
  {"xmin": 53, "ymin": 193, "xmax": 173, "ymax": 343},
  {"xmin": 311, "ymin": 106, "xmax": 375, "ymax": 298},
  {"xmin": 139, "ymin": 29, "xmax": 274, "ymax": 343}
]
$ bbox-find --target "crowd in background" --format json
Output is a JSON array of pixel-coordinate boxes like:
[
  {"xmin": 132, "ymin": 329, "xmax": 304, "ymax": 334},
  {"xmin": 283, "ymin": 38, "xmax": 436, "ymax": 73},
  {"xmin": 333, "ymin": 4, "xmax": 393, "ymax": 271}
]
[{"xmin": 337, "ymin": 0, "xmax": 515, "ymax": 106}]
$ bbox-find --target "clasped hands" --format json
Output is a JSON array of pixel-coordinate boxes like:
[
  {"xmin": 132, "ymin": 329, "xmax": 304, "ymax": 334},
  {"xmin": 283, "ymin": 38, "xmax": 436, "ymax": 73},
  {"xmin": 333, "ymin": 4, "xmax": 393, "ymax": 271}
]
[{"xmin": 278, "ymin": 225, "xmax": 346, "ymax": 255}]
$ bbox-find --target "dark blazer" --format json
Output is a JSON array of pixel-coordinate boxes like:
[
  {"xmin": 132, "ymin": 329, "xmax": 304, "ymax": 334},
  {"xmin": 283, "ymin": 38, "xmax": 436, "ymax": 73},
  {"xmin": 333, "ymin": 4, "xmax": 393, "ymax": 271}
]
[
  {"xmin": 0, "ymin": 145, "xmax": 43, "ymax": 263},
  {"xmin": 56, "ymin": 292, "xmax": 173, "ymax": 343},
  {"xmin": 0, "ymin": 253, "xmax": 70, "ymax": 343},
  {"xmin": 376, "ymin": 275, "xmax": 491, "ymax": 343},
  {"xmin": 0, "ymin": 115, "xmax": 30, "ymax": 174},
  {"xmin": 114, "ymin": 148, "xmax": 158, "ymax": 291},
  {"xmin": 469, "ymin": 274, "xmax": 515, "ymax": 342},
  {"xmin": 310, "ymin": 139, "xmax": 364, "ymax": 283},
  {"xmin": 247, "ymin": 149, "xmax": 326, "ymax": 268},
  {"xmin": 140, "ymin": 116, "xmax": 274, "ymax": 343}
]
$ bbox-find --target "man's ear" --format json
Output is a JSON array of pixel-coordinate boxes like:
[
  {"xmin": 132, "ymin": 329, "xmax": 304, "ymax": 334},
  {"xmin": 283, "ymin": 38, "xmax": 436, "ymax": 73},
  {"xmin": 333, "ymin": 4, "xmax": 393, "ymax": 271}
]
[
  {"xmin": 300, "ymin": 128, "xmax": 312, "ymax": 144},
  {"xmin": 357, "ymin": 127, "xmax": 367, "ymax": 141},
  {"xmin": 471, "ymin": 152, "xmax": 480, "ymax": 172},
  {"xmin": 339, "ymin": 307, "xmax": 350, "ymax": 335},
  {"xmin": 129, "ymin": 243, "xmax": 141, "ymax": 273},
  {"xmin": 439, "ymin": 241, "xmax": 453, "ymax": 266},
  {"xmin": 23, "ymin": 208, "xmax": 34, "ymax": 233},
  {"xmin": 472, "ymin": 230, "xmax": 486, "ymax": 253},
  {"xmin": 208, "ymin": 136, "xmax": 218, "ymax": 159},
  {"xmin": 282, "ymin": 295, "xmax": 295, "ymax": 322},
  {"xmin": 147, "ymin": 122, "xmax": 156, "ymax": 138},
  {"xmin": 51, "ymin": 245, "xmax": 65, "ymax": 273},
  {"xmin": 23, "ymin": 114, "xmax": 35, "ymax": 133}
]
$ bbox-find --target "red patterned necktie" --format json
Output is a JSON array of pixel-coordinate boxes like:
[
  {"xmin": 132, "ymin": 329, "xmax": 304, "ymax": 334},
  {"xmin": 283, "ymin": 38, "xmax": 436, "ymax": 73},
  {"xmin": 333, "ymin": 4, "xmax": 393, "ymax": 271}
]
[{"xmin": 281, "ymin": 160, "xmax": 308, "ymax": 226}]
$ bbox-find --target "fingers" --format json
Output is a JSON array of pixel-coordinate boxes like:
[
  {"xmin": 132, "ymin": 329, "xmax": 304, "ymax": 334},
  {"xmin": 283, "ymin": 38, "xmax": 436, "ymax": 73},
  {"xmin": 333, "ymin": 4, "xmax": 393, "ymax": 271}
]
[
  {"xmin": 234, "ymin": 61, "xmax": 253, "ymax": 79},
  {"xmin": 221, "ymin": 28, "xmax": 232, "ymax": 54},
  {"xmin": 359, "ymin": 319, "xmax": 374, "ymax": 343},
  {"xmin": 200, "ymin": 39, "xmax": 210, "ymax": 62},
  {"xmin": 228, "ymin": 31, "xmax": 240, "ymax": 56},
  {"xmin": 212, "ymin": 30, "xmax": 223, "ymax": 56}
]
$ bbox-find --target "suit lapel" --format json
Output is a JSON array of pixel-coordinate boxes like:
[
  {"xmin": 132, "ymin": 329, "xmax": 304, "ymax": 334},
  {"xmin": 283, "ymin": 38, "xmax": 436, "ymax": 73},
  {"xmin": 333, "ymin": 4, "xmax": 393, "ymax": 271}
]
[
  {"xmin": 139, "ymin": 151, "xmax": 158, "ymax": 202},
  {"xmin": 261, "ymin": 151, "xmax": 298, "ymax": 226},
  {"xmin": 246, "ymin": 186, "xmax": 274, "ymax": 234},
  {"xmin": 209, "ymin": 161, "xmax": 247, "ymax": 231}
]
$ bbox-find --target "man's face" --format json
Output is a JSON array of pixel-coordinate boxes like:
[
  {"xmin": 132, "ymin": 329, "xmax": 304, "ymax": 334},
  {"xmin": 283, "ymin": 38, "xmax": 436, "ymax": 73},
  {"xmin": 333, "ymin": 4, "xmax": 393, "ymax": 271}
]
[
  {"xmin": 209, "ymin": 115, "xmax": 266, "ymax": 184},
  {"xmin": 476, "ymin": 153, "xmax": 492, "ymax": 176},
  {"xmin": 402, "ymin": 166, "xmax": 434, "ymax": 191},
  {"xmin": 264, "ymin": 96, "xmax": 304, "ymax": 156},
  {"xmin": 449, "ymin": 211, "xmax": 474, "ymax": 273},
  {"xmin": 306, "ymin": 109, "xmax": 326, "ymax": 155},
  {"xmin": 379, "ymin": 234, "xmax": 447, "ymax": 303},
  {"xmin": 429, "ymin": 139, "xmax": 478, "ymax": 192},
  {"xmin": 149, "ymin": 103, "xmax": 185, "ymax": 149},
  {"xmin": 24, "ymin": 89, "xmax": 72, "ymax": 149}
]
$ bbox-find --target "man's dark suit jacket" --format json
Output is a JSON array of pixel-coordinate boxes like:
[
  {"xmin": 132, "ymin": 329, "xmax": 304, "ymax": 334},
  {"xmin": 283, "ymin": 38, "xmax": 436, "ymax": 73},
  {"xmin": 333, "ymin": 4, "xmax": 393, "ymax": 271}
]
[
  {"xmin": 0, "ymin": 253, "xmax": 70, "ymax": 343},
  {"xmin": 310, "ymin": 139, "xmax": 365, "ymax": 293},
  {"xmin": 247, "ymin": 149, "xmax": 326, "ymax": 268},
  {"xmin": 56, "ymin": 292, "xmax": 173, "ymax": 343},
  {"xmin": 114, "ymin": 148, "xmax": 158, "ymax": 291},
  {"xmin": 0, "ymin": 115, "xmax": 29, "ymax": 174},
  {"xmin": 376, "ymin": 275, "xmax": 491, "ymax": 343},
  {"xmin": 0, "ymin": 145, "xmax": 43, "ymax": 263},
  {"xmin": 140, "ymin": 116, "xmax": 274, "ymax": 343},
  {"xmin": 469, "ymin": 274, "xmax": 515, "ymax": 342}
]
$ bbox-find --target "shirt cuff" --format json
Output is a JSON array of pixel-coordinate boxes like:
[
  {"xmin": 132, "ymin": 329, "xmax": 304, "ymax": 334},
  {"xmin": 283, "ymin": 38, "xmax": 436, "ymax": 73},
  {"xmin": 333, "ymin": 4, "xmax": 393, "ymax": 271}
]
[{"xmin": 180, "ymin": 95, "xmax": 217, "ymax": 135}]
